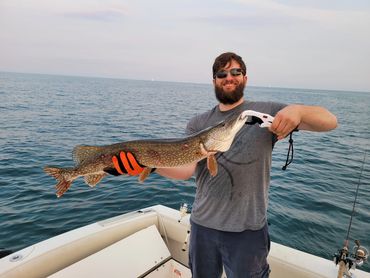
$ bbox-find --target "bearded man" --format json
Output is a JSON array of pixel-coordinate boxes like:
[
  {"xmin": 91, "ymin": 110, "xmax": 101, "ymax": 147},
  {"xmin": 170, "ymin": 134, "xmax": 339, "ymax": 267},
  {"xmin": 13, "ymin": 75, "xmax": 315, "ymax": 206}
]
[{"xmin": 112, "ymin": 52, "xmax": 337, "ymax": 277}]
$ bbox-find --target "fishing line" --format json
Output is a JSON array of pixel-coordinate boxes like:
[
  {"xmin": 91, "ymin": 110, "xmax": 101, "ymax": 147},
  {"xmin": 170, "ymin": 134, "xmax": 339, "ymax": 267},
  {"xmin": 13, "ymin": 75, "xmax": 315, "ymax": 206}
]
[{"xmin": 345, "ymin": 150, "xmax": 367, "ymax": 243}]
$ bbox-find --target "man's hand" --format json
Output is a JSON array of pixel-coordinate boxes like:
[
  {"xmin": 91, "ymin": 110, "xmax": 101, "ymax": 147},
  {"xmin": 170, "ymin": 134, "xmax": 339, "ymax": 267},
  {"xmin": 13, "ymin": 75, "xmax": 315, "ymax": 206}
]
[
  {"xmin": 112, "ymin": 151, "xmax": 144, "ymax": 175},
  {"xmin": 270, "ymin": 105, "xmax": 301, "ymax": 140},
  {"xmin": 270, "ymin": 104, "xmax": 338, "ymax": 140}
]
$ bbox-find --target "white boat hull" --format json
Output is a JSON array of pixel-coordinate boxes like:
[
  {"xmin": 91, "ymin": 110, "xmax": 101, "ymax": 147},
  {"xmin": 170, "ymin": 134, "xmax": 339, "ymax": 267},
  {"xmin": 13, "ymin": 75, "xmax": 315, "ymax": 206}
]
[{"xmin": 0, "ymin": 205, "xmax": 369, "ymax": 278}]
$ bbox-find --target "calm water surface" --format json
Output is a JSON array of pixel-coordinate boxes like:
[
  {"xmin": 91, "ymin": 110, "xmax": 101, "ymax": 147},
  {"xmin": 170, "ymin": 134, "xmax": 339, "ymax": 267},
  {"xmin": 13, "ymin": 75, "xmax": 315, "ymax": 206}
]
[{"xmin": 0, "ymin": 72, "xmax": 369, "ymax": 271}]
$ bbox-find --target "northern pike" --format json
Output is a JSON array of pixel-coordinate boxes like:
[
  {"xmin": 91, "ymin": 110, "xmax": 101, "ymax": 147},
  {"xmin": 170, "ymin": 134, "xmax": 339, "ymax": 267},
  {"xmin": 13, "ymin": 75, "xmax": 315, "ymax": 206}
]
[{"xmin": 44, "ymin": 111, "xmax": 249, "ymax": 197}]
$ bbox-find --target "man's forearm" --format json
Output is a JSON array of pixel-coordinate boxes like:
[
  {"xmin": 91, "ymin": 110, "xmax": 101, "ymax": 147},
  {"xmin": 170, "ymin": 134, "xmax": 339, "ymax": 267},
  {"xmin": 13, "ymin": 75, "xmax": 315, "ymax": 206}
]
[
  {"xmin": 155, "ymin": 163, "xmax": 196, "ymax": 180},
  {"xmin": 270, "ymin": 104, "xmax": 337, "ymax": 140},
  {"xmin": 296, "ymin": 105, "xmax": 338, "ymax": 131}
]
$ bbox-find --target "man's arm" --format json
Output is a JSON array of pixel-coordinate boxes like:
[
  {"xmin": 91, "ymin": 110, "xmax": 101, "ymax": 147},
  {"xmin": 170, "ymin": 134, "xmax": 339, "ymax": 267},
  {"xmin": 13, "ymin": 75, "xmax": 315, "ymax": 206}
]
[
  {"xmin": 270, "ymin": 104, "xmax": 338, "ymax": 140},
  {"xmin": 155, "ymin": 163, "xmax": 197, "ymax": 180}
]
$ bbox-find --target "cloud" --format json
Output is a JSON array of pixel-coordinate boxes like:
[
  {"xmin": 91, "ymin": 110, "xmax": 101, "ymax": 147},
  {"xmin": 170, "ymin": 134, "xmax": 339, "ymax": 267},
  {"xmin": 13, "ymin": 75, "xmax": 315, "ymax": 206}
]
[
  {"xmin": 60, "ymin": 8, "xmax": 128, "ymax": 22},
  {"xmin": 232, "ymin": 0, "xmax": 369, "ymax": 25},
  {"xmin": 187, "ymin": 12, "xmax": 310, "ymax": 28},
  {"xmin": 0, "ymin": 0, "xmax": 369, "ymax": 91},
  {"xmin": 0, "ymin": 0, "xmax": 129, "ymax": 22}
]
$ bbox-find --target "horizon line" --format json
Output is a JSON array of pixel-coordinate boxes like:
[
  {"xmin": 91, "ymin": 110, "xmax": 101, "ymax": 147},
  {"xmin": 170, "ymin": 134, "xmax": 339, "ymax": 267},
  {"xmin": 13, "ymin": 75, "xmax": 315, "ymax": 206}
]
[{"xmin": 1, "ymin": 70, "xmax": 369, "ymax": 94}]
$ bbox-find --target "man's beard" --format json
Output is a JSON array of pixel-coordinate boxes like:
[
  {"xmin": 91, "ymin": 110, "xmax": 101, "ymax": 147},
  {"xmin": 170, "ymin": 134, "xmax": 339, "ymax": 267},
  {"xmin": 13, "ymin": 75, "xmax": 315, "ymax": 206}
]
[{"xmin": 214, "ymin": 80, "xmax": 245, "ymax": 105}]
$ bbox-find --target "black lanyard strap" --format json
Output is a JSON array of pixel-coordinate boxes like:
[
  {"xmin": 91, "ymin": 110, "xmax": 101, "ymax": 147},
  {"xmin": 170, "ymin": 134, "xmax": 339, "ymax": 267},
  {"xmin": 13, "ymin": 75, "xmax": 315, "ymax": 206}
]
[{"xmin": 282, "ymin": 131, "xmax": 296, "ymax": 170}]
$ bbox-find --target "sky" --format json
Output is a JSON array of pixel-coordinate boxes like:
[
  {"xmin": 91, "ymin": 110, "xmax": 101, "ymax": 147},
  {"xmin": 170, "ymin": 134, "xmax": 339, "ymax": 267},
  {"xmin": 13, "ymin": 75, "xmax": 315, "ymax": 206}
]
[{"xmin": 1, "ymin": 0, "xmax": 370, "ymax": 92}]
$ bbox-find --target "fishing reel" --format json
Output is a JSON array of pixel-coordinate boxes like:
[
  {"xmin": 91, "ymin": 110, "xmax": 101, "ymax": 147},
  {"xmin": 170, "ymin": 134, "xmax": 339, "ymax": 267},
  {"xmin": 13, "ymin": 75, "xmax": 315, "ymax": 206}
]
[
  {"xmin": 352, "ymin": 240, "xmax": 369, "ymax": 267},
  {"xmin": 333, "ymin": 152, "xmax": 368, "ymax": 277},
  {"xmin": 334, "ymin": 240, "xmax": 369, "ymax": 277}
]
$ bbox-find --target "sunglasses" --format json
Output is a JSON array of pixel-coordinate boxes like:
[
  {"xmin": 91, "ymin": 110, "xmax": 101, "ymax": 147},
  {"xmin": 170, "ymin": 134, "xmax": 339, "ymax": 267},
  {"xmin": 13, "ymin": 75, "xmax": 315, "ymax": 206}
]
[{"xmin": 215, "ymin": 68, "xmax": 243, "ymax": 79}]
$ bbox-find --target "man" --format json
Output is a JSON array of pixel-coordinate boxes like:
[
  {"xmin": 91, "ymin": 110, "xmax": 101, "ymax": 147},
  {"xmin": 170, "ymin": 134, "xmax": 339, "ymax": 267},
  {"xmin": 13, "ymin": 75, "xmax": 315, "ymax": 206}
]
[{"xmin": 112, "ymin": 52, "xmax": 337, "ymax": 277}]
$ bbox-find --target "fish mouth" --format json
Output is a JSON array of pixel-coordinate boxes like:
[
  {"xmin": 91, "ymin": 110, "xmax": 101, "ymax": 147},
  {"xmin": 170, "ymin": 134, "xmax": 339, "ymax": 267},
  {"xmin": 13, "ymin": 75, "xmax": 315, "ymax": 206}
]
[
  {"xmin": 208, "ymin": 112, "xmax": 248, "ymax": 142},
  {"xmin": 240, "ymin": 110, "xmax": 250, "ymax": 121},
  {"xmin": 230, "ymin": 111, "xmax": 249, "ymax": 129}
]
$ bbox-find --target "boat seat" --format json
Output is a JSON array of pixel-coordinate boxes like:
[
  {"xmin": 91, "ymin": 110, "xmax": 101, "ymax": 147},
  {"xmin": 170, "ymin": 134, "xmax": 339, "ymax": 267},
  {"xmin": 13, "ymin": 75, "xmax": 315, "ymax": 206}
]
[{"xmin": 49, "ymin": 225, "xmax": 171, "ymax": 278}]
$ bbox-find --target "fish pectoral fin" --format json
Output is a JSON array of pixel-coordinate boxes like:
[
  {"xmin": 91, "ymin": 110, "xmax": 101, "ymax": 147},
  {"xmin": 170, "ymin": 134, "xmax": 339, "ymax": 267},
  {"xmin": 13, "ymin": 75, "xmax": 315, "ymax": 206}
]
[
  {"xmin": 207, "ymin": 154, "xmax": 218, "ymax": 177},
  {"xmin": 138, "ymin": 167, "xmax": 152, "ymax": 183},
  {"xmin": 84, "ymin": 173, "xmax": 107, "ymax": 187}
]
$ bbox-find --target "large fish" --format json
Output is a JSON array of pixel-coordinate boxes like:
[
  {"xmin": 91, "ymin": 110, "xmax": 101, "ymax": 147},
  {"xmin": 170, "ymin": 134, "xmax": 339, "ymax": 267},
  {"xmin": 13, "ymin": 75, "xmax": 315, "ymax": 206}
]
[{"xmin": 44, "ymin": 111, "xmax": 249, "ymax": 197}]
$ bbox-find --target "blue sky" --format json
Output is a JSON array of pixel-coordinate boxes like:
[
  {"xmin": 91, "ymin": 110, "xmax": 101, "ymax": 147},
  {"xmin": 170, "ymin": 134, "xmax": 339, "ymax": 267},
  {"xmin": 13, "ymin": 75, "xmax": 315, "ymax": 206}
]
[{"xmin": 1, "ymin": 0, "xmax": 369, "ymax": 91}]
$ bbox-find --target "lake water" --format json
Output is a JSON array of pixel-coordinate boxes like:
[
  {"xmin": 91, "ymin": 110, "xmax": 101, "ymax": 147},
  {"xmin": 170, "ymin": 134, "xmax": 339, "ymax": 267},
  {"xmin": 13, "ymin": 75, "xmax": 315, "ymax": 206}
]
[{"xmin": 0, "ymin": 72, "xmax": 369, "ymax": 272}]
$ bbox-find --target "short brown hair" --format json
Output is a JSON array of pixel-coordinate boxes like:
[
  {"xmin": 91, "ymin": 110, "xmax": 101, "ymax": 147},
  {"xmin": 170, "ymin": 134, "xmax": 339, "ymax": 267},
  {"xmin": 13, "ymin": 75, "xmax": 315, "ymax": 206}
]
[{"xmin": 212, "ymin": 52, "xmax": 247, "ymax": 79}]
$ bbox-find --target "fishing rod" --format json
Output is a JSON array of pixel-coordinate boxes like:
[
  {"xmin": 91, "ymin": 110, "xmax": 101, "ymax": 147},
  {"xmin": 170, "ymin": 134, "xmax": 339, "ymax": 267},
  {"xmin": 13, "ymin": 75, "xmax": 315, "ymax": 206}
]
[{"xmin": 334, "ymin": 151, "xmax": 369, "ymax": 278}]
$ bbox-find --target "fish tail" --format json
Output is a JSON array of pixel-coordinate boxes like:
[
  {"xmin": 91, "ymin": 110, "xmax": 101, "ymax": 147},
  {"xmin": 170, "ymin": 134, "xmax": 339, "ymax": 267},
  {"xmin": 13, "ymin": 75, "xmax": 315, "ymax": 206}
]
[{"xmin": 44, "ymin": 167, "xmax": 74, "ymax": 198}]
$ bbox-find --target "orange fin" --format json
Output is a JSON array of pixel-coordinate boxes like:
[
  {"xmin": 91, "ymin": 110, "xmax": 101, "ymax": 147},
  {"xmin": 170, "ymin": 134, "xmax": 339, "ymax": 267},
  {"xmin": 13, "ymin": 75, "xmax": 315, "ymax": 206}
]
[
  {"xmin": 44, "ymin": 166, "xmax": 73, "ymax": 198},
  {"xmin": 138, "ymin": 167, "xmax": 152, "ymax": 183},
  {"xmin": 207, "ymin": 154, "xmax": 218, "ymax": 177},
  {"xmin": 55, "ymin": 180, "xmax": 73, "ymax": 198},
  {"xmin": 84, "ymin": 173, "xmax": 107, "ymax": 187}
]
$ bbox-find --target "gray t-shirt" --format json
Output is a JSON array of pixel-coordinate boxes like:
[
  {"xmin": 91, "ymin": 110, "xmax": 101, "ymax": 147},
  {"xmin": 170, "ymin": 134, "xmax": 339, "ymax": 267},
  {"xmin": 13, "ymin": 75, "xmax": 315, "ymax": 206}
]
[{"xmin": 186, "ymin": 101, "xmax": 286, "ymax": 232}]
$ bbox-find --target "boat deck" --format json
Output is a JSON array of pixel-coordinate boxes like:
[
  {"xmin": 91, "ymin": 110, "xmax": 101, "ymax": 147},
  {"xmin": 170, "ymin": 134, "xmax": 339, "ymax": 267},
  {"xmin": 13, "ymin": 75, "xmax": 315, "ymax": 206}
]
[{"xmin": 0, "ymin": 205, "xmax": 369, "ymax": 278}]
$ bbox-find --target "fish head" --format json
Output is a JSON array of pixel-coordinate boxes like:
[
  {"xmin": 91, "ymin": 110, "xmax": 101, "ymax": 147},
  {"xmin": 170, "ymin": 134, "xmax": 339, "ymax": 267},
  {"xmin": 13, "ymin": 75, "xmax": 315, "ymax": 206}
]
[{"xmin": 203, "ymin": 111, "xmax": 248, "ymax": 152}]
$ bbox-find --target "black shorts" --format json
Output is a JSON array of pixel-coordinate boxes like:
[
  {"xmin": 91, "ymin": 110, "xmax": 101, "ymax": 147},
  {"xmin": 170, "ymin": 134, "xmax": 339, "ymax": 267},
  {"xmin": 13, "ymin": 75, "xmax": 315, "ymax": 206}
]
[{"xmin": 189, "ymin": 220, "xmax": 270, "ymax": 278}]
